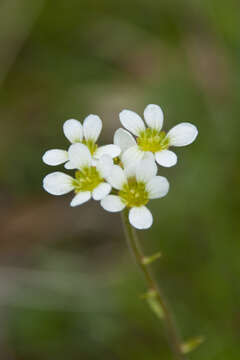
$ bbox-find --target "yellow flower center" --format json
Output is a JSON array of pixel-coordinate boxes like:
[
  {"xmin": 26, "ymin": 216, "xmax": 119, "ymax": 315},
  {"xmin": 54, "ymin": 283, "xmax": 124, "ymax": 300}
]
[
  {"xmin": 137, "ymin": 128, "xmax": 169, "ymax": 153},
  {"xmin": 119, "ymin": 177, "xmax": 149, "ymax": 208},
  {"xmin": 82, "ymin": 138, "xmax": 98, "ymax": 156},
  {"xmin": 72, "ymin": 166, "xmax": 103, "ymax": 193}
]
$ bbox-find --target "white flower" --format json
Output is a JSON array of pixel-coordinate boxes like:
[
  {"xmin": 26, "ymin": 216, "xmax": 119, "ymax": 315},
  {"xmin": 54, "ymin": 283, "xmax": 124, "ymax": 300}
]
[
  {"xmin": 114, "ymin": 104, "xmax": 198, "ymax": 168},
  {"xmin": 43, "ymin": 143, "xmax": 113, "ymax": 206},
  {"xmin": 100, "ymin": 156, "xmax": 169, "ymax": 230},
  {"xmin": 42, "ymin": 115, "xmax": 121, "ymax": 169}
]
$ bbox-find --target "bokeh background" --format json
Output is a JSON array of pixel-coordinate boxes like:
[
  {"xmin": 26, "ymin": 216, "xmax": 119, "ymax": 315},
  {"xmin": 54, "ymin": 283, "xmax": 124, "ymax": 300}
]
[{"xmin": 0, "ymin": 0, "xmax": 239, "ymax": 359}]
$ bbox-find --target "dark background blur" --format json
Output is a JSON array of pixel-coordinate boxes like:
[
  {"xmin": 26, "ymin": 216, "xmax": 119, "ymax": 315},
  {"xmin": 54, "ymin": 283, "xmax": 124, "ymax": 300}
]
[{"xmin": 0, "ymin": 0, "xmax": 239, "ymax": 359}]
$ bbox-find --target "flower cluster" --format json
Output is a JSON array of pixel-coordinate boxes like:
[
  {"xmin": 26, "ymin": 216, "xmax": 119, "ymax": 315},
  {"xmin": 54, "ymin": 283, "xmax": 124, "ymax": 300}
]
[{"xmin": 43, "ymin": 105, "xmax": 198, "ymax": 229}]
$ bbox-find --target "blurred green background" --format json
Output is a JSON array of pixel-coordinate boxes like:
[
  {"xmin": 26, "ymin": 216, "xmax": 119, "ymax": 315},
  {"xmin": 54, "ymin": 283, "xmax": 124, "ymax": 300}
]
[{"xmin": 0, "ymin": 0, "xmax": 239, "ymax": 359}]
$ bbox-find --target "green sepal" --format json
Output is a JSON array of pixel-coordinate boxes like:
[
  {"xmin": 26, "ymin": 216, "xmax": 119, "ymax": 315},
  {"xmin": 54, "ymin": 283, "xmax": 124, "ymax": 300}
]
[
  {"xmin": 142, "ymin": 252, "xmax": 162, "ymax": 265},
  {"xmin": 181, "ymin": 336, "xmax": 204, "ymax": 354}
]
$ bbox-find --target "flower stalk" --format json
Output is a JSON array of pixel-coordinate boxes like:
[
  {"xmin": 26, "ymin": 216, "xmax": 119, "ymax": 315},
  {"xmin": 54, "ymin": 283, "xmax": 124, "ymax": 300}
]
[{"xmin": 121, "ymin": 208, "xmax": 188, "ymax": 360}]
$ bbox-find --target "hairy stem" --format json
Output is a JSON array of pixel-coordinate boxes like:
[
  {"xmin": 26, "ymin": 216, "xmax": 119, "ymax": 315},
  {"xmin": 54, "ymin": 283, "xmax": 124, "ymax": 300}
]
[{"xmin": 121, "ymin": 208, "xmax": 187, "ymax": 360}]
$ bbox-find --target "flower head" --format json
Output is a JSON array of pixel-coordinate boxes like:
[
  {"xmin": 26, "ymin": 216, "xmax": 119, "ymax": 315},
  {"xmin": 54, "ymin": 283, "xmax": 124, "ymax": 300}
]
[
  {"xmin": 42, "ymin": 115, "xmax": 121, "ymax": 169},
  {"xmin": 114, "ymin": 104, "xmax": 198, "ymax": 168},
  {"xmin": 100, "ymin": 155, "xmax": 169, "ymax": 229},
  {"xmin": 43, "ymin": 143, "xmax": 113, "ymax": 207}
]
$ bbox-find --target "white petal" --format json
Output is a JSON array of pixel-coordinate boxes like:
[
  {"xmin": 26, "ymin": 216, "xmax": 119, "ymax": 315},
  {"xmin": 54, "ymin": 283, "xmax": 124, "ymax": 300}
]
[
  {"xmin": 146, "ymin": 176, "xmax": 169, "ymax": 199},
  {"xmin": 142, "ymin": 151, "xmax": 155, "ymax": 161},
  {"xmin": 70, "ymin": 191, "xmax": 91, "ymax": 207},
  {"xmin": 43, "ymin": 172, "xmax": 74, "ymax": 195},
  {"xmin": 123, "ymin": 152, "xmax": 154, "ymax": 178},
  {"xmin": 143, "ymin": 104, "xmax": 164, "ymax": 131},
  {"xmin": 42, "ymin": 149, "xmax": 68, "ymax": 166},
  {"xmin": 91, "ymin": 159, "xmax": 97, "ymax": 167},
  {"xmin": 107, "ymin": 165, "xmax": 126, "ymax": 190},
  {"xmin": 123, "ymin": 164, "xmax": 137, "ymax": 179},
  {"xmin": 129, "ymin": 206, "xmax": 153, "ymax": 230},
  {"xmin": 92, "ymin": 182, "xmax": 111, "ymax": 200},
  {"xmin": 155, "ymin": 150, "xmax": 177, "ymax": 167},
  {"xmin": 96, "ymin": 155, "xmax": 113, "ymax": 178},
  {"xmin": 94, "ymin": 144, "xmax": 121, "ymax": 159},
  {"xmin": 68, "ymin": 143, "xmax": 92, "ymax": 170},
  {"xmin": 100, "ymin": 195, "xmax": 125, "ymax": 212},
  {"xmin": 136, "ymin": 156, "xmax": 157, "ymax": 183},
  {"xmin": 119, "ymin": 110, "xmax": 145, "ymax": 136},
  {"xmin": 122, "ymin": 145, "xmax": 145, "ymax": 168},
  {"xmin": 63, "ymin": 119, "xmax": 83, "ymax": 143},
  {"xmin": 167, "ymin": 123, "xmax": 198, "ymax": 147},
  {"xmin": 113, "ymin": 128, "xmax": 136, "ymax": 152},
  {"xmin": 83, "ymin": 114, "xmax": 102, "ymax": 142},
  {"xmin": 64, "ymin": 161, "xmax": 75, "ymax": 170}
]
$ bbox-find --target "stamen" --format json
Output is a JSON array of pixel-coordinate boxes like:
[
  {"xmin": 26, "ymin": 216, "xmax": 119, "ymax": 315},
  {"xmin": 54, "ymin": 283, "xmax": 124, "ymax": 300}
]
[
  {"xmin": 73, "ymin": 166, "xmax": 102, "ymax": 192},
  {"xmin": 119, "ymin": 177, "xmax": 149, "ymax": 207},
  {"xmin": 137, "ymin": 128, "xmax": 169, "ymax": 153}
]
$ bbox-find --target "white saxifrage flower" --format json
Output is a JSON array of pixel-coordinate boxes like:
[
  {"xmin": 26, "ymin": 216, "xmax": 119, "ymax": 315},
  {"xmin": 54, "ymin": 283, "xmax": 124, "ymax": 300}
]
[
  {"xmin": 42, "ymin": 115, "xmax": 121, "ymax": 169},
  {"xmin": 100, "ymin": 156, "xmax": 169, "ymax": 229},
  {"xmin": 43, "ymin": 143, "xmax": 113, "ymax": 207},
  {"xmin": 114, "ymin": 104, "xmax": 198, "ymax": 168}
]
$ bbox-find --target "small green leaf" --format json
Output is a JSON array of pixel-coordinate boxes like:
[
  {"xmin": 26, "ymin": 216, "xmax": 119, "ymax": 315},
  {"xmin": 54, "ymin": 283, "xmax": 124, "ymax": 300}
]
[
  {"xmin": 181, "ymin": 336, "xmax": 204, "ymax": 354},
  {"xmin": 142, "ymin": 252, "xmax": 162, "ymax": 265},
  {"xmin": 142, "ymin": 289, "xmax": 164, "ymax": 319}
]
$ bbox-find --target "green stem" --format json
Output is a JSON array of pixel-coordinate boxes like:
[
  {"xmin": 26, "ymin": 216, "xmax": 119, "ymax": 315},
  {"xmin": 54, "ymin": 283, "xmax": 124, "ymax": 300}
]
[{"xmin": 121, "ymin": 208, "xmax": 188, "ymax": 360}]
